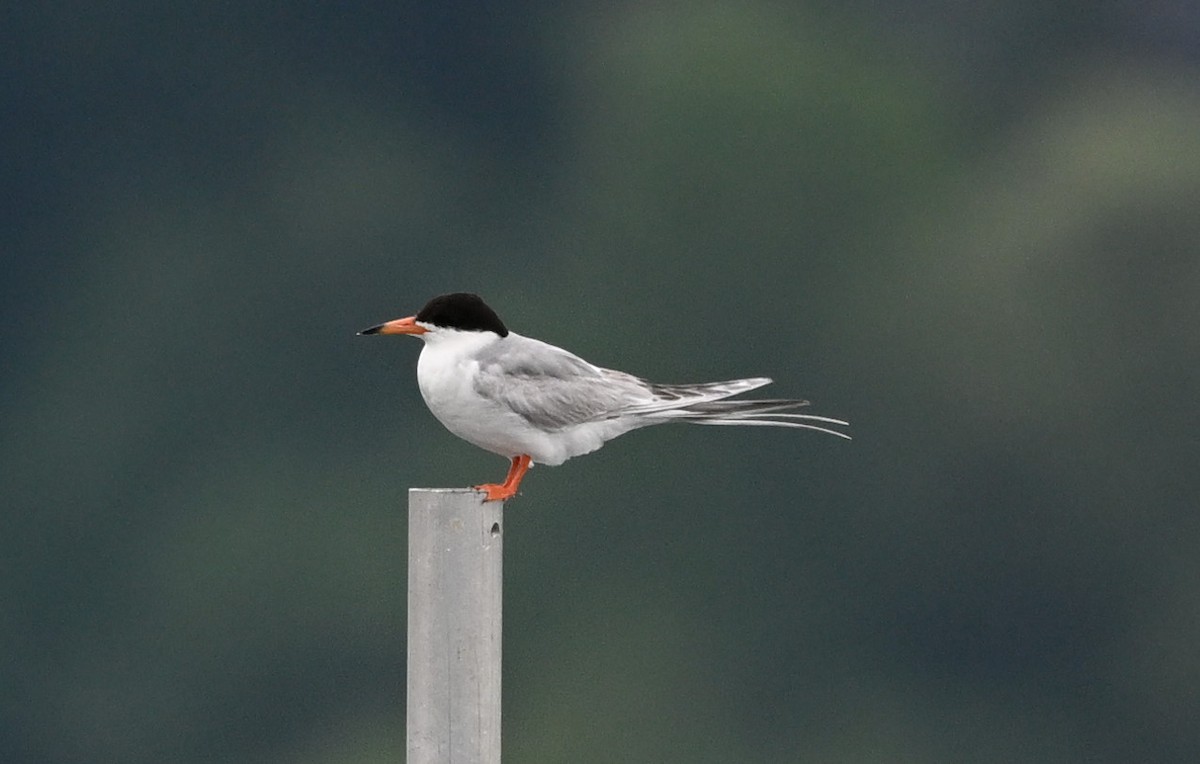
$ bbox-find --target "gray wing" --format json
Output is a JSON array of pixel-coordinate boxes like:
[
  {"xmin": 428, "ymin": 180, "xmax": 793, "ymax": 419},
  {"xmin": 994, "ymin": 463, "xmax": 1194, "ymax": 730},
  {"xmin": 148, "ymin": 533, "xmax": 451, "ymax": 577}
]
[{"xmin": 471, "ymin": 334, "xmax": 652, "ymax": 430}]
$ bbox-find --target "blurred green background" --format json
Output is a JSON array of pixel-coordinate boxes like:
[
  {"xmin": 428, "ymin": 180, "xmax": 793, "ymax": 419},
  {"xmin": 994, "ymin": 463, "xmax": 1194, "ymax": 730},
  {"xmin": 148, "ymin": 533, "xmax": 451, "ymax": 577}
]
[{"xmin": 5, "ymin": 2, "xmax": 1199, "ymax": 762}]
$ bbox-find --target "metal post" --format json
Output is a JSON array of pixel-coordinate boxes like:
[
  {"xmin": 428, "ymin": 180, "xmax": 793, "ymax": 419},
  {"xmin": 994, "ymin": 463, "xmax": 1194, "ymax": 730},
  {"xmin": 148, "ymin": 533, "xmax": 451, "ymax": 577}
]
[{"xmin": 407, "ymin": 488, "xmax": 503, "ymax": 764}]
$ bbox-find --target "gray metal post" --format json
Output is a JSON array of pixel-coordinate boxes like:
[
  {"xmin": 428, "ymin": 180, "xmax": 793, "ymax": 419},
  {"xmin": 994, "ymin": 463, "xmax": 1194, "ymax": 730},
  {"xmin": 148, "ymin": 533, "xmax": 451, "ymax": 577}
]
[{"xmin": 407, "ymin": 488, "xmax": 503, "ymax": 764}]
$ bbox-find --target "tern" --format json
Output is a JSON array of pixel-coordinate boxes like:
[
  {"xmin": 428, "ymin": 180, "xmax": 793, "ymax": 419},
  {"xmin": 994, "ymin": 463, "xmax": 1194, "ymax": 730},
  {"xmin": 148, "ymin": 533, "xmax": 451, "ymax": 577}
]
[{"xmin": 360, "ymin": 293, "xmax": 849, "ymax": 501}]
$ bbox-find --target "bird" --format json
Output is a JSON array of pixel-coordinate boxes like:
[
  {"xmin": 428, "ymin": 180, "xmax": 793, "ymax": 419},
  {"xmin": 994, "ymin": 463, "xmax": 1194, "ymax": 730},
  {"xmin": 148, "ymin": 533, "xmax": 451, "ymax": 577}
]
[{"xmin": 360, "ymin": 293, "xmax": 849, "ymax": 501}]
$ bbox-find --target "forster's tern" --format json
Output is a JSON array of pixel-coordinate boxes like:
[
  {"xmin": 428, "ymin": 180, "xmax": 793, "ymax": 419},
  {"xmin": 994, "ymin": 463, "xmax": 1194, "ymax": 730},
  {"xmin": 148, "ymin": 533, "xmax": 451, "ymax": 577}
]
[{"xmin": 360, "ymin": 293, "xmax": 849, "ymax": 501}]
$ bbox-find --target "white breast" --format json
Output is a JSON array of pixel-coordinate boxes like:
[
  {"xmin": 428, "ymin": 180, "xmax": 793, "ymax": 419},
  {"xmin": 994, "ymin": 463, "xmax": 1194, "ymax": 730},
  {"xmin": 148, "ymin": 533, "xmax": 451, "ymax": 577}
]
[{"xmin": 414, "ymin": 330, "xmax": 636, "ymax": 465}]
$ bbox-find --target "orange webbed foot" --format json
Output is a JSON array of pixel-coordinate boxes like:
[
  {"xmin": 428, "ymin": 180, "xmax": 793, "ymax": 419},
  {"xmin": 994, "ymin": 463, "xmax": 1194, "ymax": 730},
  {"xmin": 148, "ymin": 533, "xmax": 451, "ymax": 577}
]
[
  {"xmin": 474, "ymin": 455, "xmax": 532, "ymax": 502},
  {"xmin": 474, "ymin": 482, "xmax": 519, "ymax": 502}
]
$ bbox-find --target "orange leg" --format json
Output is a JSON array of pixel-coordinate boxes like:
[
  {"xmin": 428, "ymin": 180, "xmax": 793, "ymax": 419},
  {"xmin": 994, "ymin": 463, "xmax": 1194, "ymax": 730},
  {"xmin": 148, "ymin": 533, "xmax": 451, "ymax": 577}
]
[{"xmin": 474, "ymin": 455, "xmax": 533, "ymax": 502}]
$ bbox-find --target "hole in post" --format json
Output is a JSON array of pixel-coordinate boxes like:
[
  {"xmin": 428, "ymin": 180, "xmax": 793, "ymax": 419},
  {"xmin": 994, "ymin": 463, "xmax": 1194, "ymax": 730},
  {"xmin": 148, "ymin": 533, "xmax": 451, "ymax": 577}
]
[{"xmin": 490, "ymin": 522, "xmax": 501, "ymax": 536}]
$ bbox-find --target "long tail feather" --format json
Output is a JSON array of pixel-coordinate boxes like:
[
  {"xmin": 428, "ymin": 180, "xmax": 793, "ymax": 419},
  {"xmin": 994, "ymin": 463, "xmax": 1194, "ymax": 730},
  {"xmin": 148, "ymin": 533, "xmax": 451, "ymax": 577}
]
[
  {"xmin": 731, "ymin": 412, "xmax": 850, "ymax": 426},
  {"xmin": 620, "ymin": 377, "xmax": 774, "ymax": 415},
  {"xmin": 681, "ymin": 399, "xmax": 811, "ymax": 415},
  {"xmin": 691, "ymin": 416, "xmax": 852, "ymax": 440},
  {"xmin": 621, "ymin": 375, "xmax": 851, "ymax": 439},
  {"xmin": 633, "ymin": 379, "xmax": 849, "ymax": 438}
]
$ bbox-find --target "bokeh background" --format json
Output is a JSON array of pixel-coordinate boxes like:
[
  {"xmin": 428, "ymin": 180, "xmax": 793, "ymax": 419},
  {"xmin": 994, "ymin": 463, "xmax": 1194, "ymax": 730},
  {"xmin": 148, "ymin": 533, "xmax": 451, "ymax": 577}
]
[{"xmin": 5, "ymin": 3, "xmax": 1200, "ymax": 762}]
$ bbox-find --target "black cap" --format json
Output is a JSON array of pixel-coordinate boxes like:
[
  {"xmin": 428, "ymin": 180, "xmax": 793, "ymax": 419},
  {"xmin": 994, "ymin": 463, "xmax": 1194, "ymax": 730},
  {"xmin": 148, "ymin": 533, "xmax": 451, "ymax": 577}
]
[{"xmin": 416, "ymin": 293, "xmax": 509, "ymax": 336}]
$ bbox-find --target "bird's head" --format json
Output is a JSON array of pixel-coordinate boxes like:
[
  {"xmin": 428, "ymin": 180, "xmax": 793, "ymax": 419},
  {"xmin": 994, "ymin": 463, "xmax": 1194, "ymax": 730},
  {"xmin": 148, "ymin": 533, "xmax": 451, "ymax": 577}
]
[{"xmin": 358, "ymin": 292, "xmax": 509, "ymax": 341}]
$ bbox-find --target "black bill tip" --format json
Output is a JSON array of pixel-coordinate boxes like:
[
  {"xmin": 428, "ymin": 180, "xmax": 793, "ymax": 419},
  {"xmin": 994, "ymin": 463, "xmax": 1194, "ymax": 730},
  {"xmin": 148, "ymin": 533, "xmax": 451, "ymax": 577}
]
[{"xmin": 357, "ymin": 324, "xmax": 384, "ymax": 336}]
